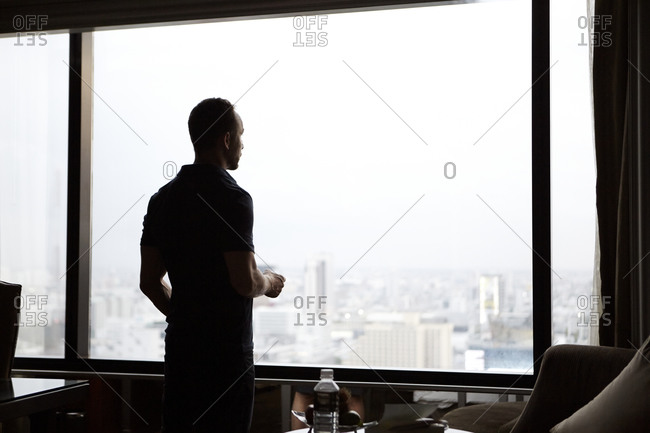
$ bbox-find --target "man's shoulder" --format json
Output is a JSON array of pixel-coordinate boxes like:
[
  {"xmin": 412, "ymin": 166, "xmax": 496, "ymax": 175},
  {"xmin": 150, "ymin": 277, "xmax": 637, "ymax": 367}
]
[
  {"xmin": 147, "ymin": 177, "xmax": 178, "ymax": 206},
  {"xmin": 228, "ymin": 182, "xmax": 252, "ymax": 203},
  {"xmin": 218, "ymin": 171, "xmax": 252, "ymax": 204},
  {"xmin": 146, "ymin": 165, "xmax": 252, "ymax": 211}
]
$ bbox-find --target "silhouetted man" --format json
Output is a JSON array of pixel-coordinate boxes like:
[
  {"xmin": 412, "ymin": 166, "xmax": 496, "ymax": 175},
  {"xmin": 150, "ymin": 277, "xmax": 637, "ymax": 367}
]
[{"xmin": 140, "ymin": 97, "xmax": 285, "ymax": 433}]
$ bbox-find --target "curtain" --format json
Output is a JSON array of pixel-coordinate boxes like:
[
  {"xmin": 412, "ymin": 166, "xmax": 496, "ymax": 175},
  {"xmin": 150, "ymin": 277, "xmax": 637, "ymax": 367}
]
[{"xmin": 593, "ymin": 0, "xmax": 631, "ymax": 347}]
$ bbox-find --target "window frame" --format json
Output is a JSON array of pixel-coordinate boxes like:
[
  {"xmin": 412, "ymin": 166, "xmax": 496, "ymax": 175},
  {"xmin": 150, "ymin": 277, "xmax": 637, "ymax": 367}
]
[{"xmin": 13, "ymin": 0, "xmax": 550, "ymax": 390}]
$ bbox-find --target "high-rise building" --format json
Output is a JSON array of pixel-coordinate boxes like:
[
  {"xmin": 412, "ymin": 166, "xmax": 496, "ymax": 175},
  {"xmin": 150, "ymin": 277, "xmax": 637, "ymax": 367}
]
[
  {"xmin": 304, "ymin": 253, "xmax": 332, "ymax": 309},
  {"xmin": 478, "ymin": 274, "xmax": 503, "ymax": 329},
  {"xmin": 468, "ymin": 274, "xmax": 534, "ymax": 371}
]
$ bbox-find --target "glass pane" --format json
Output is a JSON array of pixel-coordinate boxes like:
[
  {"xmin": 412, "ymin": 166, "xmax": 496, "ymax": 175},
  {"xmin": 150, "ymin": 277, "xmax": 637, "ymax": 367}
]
[
  {"xmin": 0, "ymin": 33, "xmax": 69, "ymax": 357},
  {"xmin": 91, "ymin": 0, "xmax": 533, "ymax": 373},
  {"xmin": 550, "ymin": 1, "xmax": 598, "ymax": 345}
]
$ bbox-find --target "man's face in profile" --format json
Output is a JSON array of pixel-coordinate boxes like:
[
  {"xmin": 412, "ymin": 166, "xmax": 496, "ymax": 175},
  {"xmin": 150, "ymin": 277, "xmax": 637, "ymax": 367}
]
[{"xmin": 227, "ymin": 113, "xmax": 244, "ymax": 170}]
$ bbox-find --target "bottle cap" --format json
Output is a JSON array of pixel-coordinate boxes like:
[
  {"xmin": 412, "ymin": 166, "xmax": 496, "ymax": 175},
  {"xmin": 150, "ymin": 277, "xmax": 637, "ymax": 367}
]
[{"xmin": 320, "ymin": 368, "xmax": 334, "ymax": 379}]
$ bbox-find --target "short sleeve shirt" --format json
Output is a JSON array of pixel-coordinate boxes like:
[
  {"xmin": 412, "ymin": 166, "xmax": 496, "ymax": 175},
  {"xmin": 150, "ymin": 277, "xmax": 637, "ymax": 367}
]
[{"xmin": 141, "ymin": 164, "xmax": 254, "ymax": 351}]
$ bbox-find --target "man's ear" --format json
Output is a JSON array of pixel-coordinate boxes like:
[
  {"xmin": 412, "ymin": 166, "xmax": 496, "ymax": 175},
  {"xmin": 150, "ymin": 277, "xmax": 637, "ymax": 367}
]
[{"xmin": 223, "ymin": 131, "xmax": 231, "ymax": 150}]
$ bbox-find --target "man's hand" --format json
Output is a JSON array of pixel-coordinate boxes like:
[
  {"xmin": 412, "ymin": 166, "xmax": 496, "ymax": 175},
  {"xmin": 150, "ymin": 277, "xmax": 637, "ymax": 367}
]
[{"xmin": 264, "ymin": 269, "xmax": 285, "ymax": 298}]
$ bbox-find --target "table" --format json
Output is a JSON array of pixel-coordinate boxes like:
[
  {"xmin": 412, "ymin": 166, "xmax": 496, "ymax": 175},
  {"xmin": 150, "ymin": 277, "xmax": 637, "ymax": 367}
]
[
  {"xmin": 287, "ymin": 402, "xmax": 475, "ymax": 433},
  {"xmin": 0, "ymin": 378, "xmax": 89, "ymax": 424},
  {"xmin": 287, "ymin": 429, "xmax": 473, "ymax": 433}
]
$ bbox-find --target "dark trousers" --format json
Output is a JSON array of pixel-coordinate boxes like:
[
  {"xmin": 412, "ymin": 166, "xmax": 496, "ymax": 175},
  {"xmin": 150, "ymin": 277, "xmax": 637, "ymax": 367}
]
[{"xmin": 162, "ymin": 344, "xmax": 255, "ymax": 433}]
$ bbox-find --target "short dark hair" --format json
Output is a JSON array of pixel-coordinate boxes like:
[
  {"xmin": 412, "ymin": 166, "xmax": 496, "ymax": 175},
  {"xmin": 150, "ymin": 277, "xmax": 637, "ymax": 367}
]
[{"xmin": 188, "ymin": 98, "xmax": 237, "ymax": 151}]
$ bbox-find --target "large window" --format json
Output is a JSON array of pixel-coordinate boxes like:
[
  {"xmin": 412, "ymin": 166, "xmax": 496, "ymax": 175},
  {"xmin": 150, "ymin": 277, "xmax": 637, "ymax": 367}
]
[
  {"xmin": 0, "ymin": 0, "xmax": 574, "ymax": 389},
  {"xmin": 0, "ymin": 33, "xmax": 69, "ymax": 357},
  {"xmin": 90, "ymin": 1, "xmax": 535, "ymax": 373}
]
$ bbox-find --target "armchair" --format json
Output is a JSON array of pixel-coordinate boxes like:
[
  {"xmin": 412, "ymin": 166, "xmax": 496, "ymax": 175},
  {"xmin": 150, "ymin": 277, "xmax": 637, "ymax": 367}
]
[{"xmin": 0, "ymin": 281, "xmax": 21, "ymax": 379}]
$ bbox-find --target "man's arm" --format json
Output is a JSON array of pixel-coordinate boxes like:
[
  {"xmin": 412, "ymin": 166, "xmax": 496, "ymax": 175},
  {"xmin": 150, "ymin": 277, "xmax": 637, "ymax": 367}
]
[
  {"xmin": 140, "ymin": 245, "xmax": 171, "ymax": 316},
  {"xmin": 224, "ymin": 251, "xmax": 285, "ymax": 299}
]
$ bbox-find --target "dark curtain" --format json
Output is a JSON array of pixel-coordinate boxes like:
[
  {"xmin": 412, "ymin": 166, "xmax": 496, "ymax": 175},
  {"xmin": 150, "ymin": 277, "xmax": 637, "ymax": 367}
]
[{"xmin": 593, "ymin": 0, "xmax": 631, "ymax": 347}]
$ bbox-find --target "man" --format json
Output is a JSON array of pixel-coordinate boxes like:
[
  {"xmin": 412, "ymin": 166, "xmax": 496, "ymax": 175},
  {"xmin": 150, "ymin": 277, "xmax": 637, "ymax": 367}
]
[{"xmin": 140, "ymin": 97, "xmax": 285, "ymax": 432}]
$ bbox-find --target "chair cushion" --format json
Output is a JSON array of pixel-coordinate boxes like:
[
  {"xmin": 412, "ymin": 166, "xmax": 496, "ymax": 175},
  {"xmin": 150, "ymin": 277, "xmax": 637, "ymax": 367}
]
[
  {"xmin": 498, "ymin": 415, "xmax": 519, "ymax": 433},
  {"xmin": 550, "ymin": 335, "xmax": 650, "ymax": 433},
  {"xmin": 445, "ymin": 401, "xmax": 526, "ymax": 433}
]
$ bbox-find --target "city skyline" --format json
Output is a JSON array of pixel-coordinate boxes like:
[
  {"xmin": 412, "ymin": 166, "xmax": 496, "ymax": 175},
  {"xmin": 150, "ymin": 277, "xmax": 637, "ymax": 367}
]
[{"xmin": 88, "ymin": 252, "xmax": 562, "ymax": 371}]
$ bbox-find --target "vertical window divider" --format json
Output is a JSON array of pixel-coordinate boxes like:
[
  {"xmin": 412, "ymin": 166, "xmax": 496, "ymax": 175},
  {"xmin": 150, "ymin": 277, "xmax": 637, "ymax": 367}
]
[
  {"xmin": 531, "ymin": 0, "xmax": 552, "ymax": 373},
  {"xmin": 65, "ymin": 32, "xmax": 93, "ymax": 360}
]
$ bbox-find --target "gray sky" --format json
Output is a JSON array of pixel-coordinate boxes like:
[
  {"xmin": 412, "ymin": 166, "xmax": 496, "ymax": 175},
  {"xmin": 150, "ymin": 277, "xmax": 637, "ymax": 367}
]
[{"xmin": 1, "ymin": 0, "xmax": 596, "ymax": 281}]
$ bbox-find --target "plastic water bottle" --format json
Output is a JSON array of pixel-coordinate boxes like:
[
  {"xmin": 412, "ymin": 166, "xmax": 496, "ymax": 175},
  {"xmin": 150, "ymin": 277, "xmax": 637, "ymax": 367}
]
[{"xmin": 313, "ymin": 368, "xmax": 339, "ymax": 433}]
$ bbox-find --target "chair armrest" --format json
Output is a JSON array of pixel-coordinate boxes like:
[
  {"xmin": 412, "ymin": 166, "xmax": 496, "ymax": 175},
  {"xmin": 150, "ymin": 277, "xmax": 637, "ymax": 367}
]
[{"xmin": 509, "ymin": 344, "xmax": 635, "ymax": 433}]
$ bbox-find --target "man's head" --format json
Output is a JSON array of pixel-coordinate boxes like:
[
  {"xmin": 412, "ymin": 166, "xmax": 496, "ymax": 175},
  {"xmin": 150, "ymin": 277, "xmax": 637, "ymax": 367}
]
[{"xmin": 188, "ymin": 97, "xmax": 244, "ymax": 170}]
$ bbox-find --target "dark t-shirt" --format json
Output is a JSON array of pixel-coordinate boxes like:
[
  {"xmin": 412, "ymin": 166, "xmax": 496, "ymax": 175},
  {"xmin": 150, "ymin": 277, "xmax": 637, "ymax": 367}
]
[{"xmin": 141, "ymin": 164, "xmax": 254, "ymax": 352}]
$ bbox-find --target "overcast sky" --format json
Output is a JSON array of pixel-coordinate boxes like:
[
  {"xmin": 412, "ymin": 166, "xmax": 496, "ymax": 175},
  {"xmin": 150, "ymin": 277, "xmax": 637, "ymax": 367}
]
[{"xmin": 1, "ymin": 0, "xmax": 596, "ymax": 282}]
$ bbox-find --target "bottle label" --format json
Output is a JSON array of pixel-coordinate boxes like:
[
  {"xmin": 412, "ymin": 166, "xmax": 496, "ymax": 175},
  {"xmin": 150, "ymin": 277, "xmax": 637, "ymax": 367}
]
[{"xmin": 315, "ymin": 391, "xmax": 339, "ymax": 412}]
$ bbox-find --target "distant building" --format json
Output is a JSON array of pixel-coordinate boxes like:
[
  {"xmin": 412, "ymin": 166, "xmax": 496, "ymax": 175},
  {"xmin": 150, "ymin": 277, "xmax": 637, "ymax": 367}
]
[
  {"xmin": 345, "ymin": 312, "xmax": 453, "ymax": 369},
  {"xmin": 479, "ymin": 274, "xmax": 502, "ymax": 327},
  {"xmin": 304, "ymin": 253, "xmax": 332, "ymax": 310},
  {"xmin": 253, "ymin": 306, "xmax": 295, "ymax": 340},
  {"xmin": 468, "ymin": 274, "xmax": 534, "ymax": 371}
]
